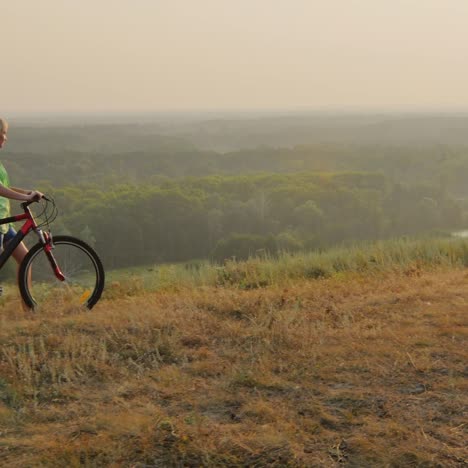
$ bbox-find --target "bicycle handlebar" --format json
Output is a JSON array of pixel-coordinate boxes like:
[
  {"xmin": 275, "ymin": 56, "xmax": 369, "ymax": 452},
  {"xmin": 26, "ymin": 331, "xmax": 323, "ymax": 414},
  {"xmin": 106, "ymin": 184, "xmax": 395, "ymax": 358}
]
[{"xmin": 21, "ymin": 195, "xmax": 51, "ymax": 210}]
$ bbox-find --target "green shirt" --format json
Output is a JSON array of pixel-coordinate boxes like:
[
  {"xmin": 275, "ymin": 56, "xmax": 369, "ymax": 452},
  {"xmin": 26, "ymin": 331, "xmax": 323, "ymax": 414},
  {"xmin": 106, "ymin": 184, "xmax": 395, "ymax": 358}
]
[{"xmin": 0, "ymin": 162, "xmax": 11, "ymax": 234}]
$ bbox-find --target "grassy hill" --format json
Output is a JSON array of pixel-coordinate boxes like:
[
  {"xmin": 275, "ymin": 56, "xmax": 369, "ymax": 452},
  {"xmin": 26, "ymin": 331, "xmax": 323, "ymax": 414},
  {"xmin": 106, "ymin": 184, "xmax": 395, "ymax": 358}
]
[{"xmin": 0, "ymin": 243, "xmax": 466, "ymax": 466}]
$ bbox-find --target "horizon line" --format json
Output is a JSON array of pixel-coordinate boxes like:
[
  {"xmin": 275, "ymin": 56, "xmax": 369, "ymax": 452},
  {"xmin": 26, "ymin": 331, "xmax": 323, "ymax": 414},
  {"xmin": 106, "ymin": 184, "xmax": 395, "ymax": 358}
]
[{"xmin": 6, "ymin": 106, "xmax": 468, "ymax": 118}]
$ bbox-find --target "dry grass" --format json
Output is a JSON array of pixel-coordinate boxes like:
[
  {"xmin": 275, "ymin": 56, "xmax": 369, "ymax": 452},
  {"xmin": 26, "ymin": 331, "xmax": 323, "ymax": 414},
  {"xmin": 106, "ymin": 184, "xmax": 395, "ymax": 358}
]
[{"xmin": 0, "ymin": 267, "xmax": 466, "ymax": 466}]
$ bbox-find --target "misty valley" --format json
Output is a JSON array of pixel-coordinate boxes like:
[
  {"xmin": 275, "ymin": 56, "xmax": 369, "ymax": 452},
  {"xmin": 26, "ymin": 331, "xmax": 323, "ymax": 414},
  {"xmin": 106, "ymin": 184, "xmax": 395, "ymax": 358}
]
[{"xmin": 3, "ymin": 113, "xmax": 468, "ymax": 270}]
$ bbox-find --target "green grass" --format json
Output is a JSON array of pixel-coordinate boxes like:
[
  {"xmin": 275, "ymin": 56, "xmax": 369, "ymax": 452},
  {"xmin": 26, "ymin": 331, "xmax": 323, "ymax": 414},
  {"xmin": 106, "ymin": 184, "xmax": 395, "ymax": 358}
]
[
  {"xmin": 2, "ymin": 236, "xmax": 467, "ymax": 303},
  {"xmin": 105, "ymin": 236, "xmax": 468, "ymax": 297}
]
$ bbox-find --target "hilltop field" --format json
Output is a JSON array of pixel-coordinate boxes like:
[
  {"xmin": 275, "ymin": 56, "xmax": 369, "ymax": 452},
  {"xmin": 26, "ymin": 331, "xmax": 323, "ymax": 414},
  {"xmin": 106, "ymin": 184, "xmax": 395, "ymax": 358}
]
[{"xmin": 0, "ymin": 255, "xmax": 466, "ymax": 466}]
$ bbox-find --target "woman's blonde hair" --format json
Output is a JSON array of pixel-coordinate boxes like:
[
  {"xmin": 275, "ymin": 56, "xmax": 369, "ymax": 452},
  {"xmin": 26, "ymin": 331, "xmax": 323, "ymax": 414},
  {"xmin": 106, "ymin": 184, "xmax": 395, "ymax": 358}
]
[{"xmin": 0, "ymin": 118, "xmax": 8, "ymax": 133}]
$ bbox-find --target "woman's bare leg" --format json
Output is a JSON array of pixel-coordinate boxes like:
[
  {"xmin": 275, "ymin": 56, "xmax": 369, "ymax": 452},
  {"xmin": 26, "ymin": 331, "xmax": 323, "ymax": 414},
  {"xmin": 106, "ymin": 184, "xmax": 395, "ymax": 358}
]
[{"xmin": 12, "ymin": 242, "xmax": 30, "ymax": 310}]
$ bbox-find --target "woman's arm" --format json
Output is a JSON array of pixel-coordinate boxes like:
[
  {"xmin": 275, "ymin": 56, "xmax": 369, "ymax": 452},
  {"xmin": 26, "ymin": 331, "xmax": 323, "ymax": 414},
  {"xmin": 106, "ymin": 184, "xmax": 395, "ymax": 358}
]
[
  {"xmin": 10, "ymin": 187, "xmax": 31, "ymax": 195},
  {"xmin": 0, "ymin": 185, "xmax": 40, "ymax": 201}
]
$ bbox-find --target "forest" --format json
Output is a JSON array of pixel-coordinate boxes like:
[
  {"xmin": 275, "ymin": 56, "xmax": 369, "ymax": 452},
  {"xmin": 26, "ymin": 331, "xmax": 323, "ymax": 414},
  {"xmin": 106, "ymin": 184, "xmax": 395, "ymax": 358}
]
[{"xmin": 3, "ymin": 113, "xmax": 468, "ymax": 268}]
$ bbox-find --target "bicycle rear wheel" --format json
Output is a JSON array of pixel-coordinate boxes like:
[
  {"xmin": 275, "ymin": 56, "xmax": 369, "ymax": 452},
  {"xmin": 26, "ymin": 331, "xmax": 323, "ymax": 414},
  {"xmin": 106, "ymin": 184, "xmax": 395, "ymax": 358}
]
[{"xmin": 19, "ymin": 235, "xmax": 105, "ymax": 311}]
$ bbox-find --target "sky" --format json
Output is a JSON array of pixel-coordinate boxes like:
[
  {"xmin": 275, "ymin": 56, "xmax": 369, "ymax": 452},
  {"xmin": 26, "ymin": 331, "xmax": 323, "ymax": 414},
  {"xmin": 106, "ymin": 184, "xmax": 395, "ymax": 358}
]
[{"xmin": 2, "ymin": 0, "xmax": 468, "ymax": 113}]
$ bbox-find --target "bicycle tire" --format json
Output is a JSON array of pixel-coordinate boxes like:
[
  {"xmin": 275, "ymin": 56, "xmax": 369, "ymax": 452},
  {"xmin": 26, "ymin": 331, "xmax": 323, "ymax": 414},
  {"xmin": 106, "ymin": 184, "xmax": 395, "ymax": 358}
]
[{"xmin": 18, "ymin": 235, "xmax": 105, "ymax": 311}]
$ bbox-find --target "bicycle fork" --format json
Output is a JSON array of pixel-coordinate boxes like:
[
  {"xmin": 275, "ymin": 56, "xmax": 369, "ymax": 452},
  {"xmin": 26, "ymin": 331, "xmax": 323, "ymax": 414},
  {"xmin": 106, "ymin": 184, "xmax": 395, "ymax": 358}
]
[{"xmin": 36, "ymin": 230, "xmax": 66, "ymax": 282}]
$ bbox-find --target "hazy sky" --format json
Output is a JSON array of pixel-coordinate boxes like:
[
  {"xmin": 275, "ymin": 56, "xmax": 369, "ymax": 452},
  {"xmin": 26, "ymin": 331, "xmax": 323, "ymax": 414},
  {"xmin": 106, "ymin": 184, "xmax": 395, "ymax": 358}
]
[{"xmin": 2, "ymin": 0, "xmax": 468, "ymax": 112}]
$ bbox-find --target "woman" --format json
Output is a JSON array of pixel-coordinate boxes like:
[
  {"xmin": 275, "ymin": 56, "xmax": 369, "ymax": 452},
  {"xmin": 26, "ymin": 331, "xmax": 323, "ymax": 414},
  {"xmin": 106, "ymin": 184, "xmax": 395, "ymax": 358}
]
[{"xmin": 0, "ymin": 118, "xmax": 43, "ymax": 300}]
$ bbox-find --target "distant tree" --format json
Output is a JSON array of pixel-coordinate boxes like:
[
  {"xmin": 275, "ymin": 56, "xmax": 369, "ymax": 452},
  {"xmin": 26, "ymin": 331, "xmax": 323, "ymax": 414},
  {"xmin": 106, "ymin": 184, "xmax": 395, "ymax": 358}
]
[
  {"xmin": 211, "ymin": 234, "xmax": 276, "ymax": 262},
  {"xmin": 294, "ymin": 200, "xmax": 324, "ymax": 232}
]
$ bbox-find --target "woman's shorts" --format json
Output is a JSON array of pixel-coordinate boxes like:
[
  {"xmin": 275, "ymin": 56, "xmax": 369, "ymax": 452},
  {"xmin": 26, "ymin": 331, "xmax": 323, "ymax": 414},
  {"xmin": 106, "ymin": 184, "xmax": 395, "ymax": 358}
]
[{"xmin": 0, "ymin": 226, "xmax": 17, "ymax": 251}]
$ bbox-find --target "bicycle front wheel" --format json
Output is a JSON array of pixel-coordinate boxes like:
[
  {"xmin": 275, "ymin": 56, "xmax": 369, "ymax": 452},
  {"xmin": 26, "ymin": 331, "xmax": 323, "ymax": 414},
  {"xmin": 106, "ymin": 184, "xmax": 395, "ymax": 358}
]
[{"xmin": 19, "ymin": 235, "xmax": 105, "ymax": 311}]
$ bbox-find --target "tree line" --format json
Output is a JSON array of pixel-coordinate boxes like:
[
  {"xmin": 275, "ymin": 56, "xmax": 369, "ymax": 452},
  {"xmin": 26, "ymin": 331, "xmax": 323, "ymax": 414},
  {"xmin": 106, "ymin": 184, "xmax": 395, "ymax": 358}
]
[
  {"xmin": 5, "ymin": 141, "xmax": 468, "ymax": 197},
  {"xmin": 28, "ymin": 172, "xmax": 462, "ymax": 269}
]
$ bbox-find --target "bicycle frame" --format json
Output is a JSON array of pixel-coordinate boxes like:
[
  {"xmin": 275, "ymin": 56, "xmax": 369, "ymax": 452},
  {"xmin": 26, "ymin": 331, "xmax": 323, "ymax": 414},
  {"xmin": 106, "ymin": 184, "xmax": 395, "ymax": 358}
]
[{"xmin": 0, "ymin": 202, "xmax": 65, "ymax": 281}]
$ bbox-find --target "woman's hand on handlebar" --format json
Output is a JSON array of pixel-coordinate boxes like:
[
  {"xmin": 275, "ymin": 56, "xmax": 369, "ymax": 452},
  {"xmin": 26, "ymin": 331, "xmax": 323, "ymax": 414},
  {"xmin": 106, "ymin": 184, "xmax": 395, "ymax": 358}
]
[{"xmin": 25, "ymin": 190, "xmax": 45, "ymax": 202}]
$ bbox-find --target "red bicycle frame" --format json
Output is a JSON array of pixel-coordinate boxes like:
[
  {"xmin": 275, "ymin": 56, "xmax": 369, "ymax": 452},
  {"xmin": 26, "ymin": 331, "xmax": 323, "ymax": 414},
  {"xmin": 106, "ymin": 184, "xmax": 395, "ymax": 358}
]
[{"xmin": 0, "ymin": 201, "xmax": 65, "ymax": 281}]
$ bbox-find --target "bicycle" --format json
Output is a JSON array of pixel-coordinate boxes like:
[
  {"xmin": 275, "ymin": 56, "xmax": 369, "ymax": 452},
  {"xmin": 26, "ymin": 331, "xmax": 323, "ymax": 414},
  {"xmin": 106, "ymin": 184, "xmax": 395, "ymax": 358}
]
[{"xmin": 0, "ymin": 196, "xmax": 105, "ymax": 310}]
